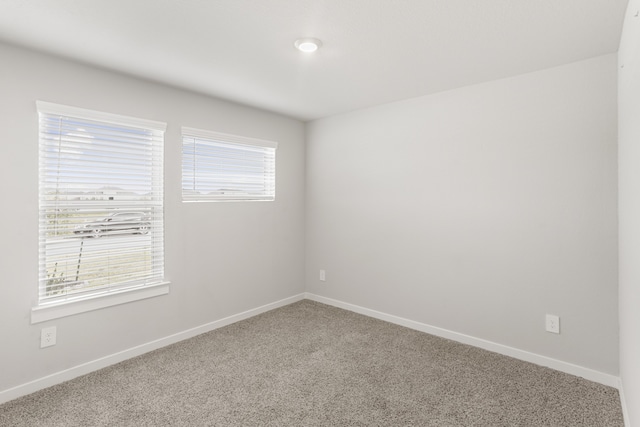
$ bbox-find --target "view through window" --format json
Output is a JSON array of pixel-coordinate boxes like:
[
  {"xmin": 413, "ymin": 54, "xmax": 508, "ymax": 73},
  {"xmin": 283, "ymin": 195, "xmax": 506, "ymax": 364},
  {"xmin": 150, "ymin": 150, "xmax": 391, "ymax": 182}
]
[
  {"xmin": 182, "ymin": 127, "xmax": 277, "ymax": 202},
  {"xmin": 38, "ymin": 102, "xmax": 166, "ymax": 304}
]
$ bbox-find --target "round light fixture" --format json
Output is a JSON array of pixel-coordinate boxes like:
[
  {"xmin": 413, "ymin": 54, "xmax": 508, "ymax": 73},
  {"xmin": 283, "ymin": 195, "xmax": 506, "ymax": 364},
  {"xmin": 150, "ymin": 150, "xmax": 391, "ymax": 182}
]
[{"xmin": 294, "ymin": 38, "xmax": 322, "ymax": 53}]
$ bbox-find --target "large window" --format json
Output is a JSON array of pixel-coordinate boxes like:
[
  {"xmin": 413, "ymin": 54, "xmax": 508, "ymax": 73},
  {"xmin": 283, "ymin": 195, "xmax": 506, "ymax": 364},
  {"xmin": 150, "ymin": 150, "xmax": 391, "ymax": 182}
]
[
  {"xmin": 182, "ymin": 127, "xmax": 277, "ymax": 202},
  {"xmin": 37, "ymin": 102, "xmax": 166, "ymax": 308}
]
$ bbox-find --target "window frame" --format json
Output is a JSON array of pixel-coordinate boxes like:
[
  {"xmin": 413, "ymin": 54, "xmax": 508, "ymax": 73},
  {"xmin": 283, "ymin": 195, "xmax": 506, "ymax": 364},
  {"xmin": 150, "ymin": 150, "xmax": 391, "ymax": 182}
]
[
  {"xmin": 181, "ymin": 126, "xmax": 278, "ymax": 202},
  {"xmin": 33, "ymin": 101, "xmax": 168, "ymax": 323}
]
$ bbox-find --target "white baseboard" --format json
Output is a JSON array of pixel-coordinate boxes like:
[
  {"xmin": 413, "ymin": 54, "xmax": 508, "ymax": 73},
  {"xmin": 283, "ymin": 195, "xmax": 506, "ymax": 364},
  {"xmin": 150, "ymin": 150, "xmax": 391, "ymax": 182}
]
[
  {"xmin": 619, "ymin": 380, "xmax": 631, "ymax": 427},
  {"xmin": 0, "ymin": 293, "xmax": 306, "ymax": 405},
  {"xmin": 305, "ymin": 293, "xmax": 621, "ymax": 389},
  {"xmin": 1, "ymin": 292, "xmax": 623, "ymax": 408}
]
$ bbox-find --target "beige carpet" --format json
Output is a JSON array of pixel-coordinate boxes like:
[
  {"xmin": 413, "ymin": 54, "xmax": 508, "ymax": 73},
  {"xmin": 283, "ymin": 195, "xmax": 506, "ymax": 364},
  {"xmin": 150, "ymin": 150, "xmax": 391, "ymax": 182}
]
[{"xmin": 0, "ymin": 300, "xmax": 624, "ymax": 426}]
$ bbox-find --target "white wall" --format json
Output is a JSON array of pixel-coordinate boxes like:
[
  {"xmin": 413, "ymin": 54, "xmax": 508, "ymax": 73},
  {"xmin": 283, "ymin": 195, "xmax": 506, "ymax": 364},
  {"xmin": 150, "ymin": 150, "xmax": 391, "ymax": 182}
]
[
  {"xmin": 0, "ymin": 42, "xmax": 305, "ymax": 393},
  {"xmin": 306, "ymin": 55, "xmax": 618, "ymax": 375},
  {"xmin": 0, "ymin": 36, "xmax": 624, "ymax": 409},
  {"xmin": 618, "ymin": 0, "xmax": 640, "ymax": 423}
]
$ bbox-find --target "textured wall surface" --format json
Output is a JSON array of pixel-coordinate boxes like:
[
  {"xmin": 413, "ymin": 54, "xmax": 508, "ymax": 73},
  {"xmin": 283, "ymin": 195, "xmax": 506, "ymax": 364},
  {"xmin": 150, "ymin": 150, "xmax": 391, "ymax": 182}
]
[
  {"xmin": 0, "ymin": 42, "xmax": 306, "ymax": 393},
  {"xmin": 618, "ymin": 0, "xmax": 640, "ymax": 423},
  {"xmin": 306, "ymin": 54, "xmax": 618, "ymax": 374}
]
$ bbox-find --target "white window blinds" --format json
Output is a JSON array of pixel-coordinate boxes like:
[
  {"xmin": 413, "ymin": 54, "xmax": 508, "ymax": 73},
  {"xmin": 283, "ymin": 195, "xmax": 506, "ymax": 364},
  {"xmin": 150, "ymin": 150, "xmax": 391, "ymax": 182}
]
[
  {"xmin": 182, "ymin": 127, "xmax": 277, "ymax": 201},
  {"xmin": 38, "ymin": 101, "xmax": 166, "ymax": 305}
]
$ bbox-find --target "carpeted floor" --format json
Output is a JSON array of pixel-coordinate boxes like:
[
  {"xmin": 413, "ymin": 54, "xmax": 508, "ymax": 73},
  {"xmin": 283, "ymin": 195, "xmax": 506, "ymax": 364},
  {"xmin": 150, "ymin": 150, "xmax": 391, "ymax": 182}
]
[{"xmin": 0, "ymin": 300, "xmax": 624, "ymax": 426}]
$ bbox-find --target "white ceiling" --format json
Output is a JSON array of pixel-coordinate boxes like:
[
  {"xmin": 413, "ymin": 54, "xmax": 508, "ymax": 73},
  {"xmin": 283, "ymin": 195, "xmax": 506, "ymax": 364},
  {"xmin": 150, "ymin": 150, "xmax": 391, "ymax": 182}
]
[{"xmin": 0, "ymin": 0, "xmax": 629, "ymax": 121}]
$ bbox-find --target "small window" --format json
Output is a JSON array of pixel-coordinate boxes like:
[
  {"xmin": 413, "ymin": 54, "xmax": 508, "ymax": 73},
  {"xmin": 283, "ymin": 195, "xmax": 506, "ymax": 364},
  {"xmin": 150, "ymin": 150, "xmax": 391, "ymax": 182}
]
[
  {"xmin": 182, "ymin": 127, "xmax": 277, "ymax": 202},
  {"xmin": 37, "ymin": 101, "xmax": 166, "ymax": 306}
]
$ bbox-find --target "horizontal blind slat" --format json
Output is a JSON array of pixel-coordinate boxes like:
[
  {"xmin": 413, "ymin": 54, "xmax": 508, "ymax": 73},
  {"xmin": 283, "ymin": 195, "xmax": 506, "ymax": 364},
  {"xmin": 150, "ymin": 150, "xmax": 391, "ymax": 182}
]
[
  {"xmin": 181, "ymin": 129, "xmax": 276, "ymax": 202},
  {"xmin": 38, "ymin": 103, "xmax": 165, "ymax": 304}
]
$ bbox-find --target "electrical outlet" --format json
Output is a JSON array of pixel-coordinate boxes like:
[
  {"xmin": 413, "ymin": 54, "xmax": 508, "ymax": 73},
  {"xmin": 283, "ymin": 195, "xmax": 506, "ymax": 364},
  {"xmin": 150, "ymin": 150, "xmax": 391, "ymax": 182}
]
[
  {"xmin": 41, "ymin": 326, "xmax": 57, "ymax": 348},
  {"xmin": 319, "ymin": 269, "xmax": 326, "ymax": 282},
  {"xmin": 545, "ymin": 314, "xmax": 560, "ymax": 334}
]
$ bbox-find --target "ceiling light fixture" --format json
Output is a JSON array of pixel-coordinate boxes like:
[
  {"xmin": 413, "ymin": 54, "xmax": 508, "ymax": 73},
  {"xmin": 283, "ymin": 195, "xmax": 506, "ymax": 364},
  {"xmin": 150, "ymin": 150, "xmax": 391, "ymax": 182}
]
[{"xmin": 294, "ymin": 38, "xmax": 322, "ymax": 53}]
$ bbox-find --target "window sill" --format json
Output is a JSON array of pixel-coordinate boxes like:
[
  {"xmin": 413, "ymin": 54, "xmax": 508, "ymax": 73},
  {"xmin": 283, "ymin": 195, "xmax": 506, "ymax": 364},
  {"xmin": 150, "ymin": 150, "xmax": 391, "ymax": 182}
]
[{"xmin": 31, "ymin": 282, "xmax": 170, "ymax": 324}]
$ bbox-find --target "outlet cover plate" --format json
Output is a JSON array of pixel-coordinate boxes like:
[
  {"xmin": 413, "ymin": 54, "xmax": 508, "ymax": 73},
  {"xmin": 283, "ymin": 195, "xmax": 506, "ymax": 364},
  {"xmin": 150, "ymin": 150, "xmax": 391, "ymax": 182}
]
[
  {"xmin": 41, "ymin": 326, "xmax": 57, "ymax": 348},
  {"xmin": 545, "ymin": 314, "xmax": 560, "ymax": 334}
]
